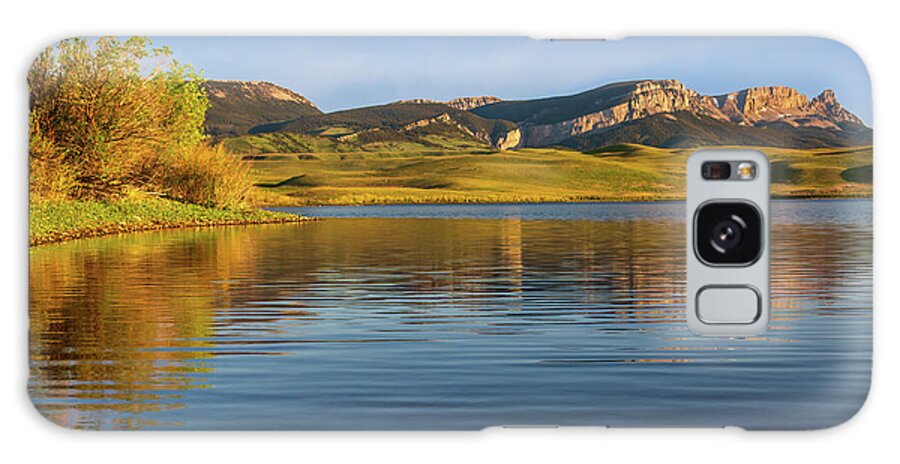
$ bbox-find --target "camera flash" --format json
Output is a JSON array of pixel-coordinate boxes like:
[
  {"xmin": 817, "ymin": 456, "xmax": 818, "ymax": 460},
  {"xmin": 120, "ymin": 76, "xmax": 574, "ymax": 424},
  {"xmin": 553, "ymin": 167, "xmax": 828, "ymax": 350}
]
[{"xmin": 737, "ymin": 162, "xmax": 756, "ymax": 180}]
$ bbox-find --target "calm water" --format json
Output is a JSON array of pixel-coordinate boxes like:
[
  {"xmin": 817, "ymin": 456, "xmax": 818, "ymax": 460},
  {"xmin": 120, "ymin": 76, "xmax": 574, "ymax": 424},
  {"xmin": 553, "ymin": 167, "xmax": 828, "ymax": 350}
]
[{"xmin": 28, "ymin": 200, "xmax": 872, "ymax": 430}]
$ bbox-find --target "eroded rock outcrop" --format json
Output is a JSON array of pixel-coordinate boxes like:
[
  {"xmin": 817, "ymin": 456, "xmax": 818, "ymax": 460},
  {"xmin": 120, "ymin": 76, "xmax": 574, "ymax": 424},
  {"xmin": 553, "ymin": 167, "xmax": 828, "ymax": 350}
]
[
  {"xmin": 446, "ymin": 96, "xmax": 502, "ymax": 111},
  {"xmin": 398, "ymin": 96, "xmax": 502, "ymax": 111},
  {"xmin": 492, "ymin": 127, "xmax": 522, "ymax": 150}
]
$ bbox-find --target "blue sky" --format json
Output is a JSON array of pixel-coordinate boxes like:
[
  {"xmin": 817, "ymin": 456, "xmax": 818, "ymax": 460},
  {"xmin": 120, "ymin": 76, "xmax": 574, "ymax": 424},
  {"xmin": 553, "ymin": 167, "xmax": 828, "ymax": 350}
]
[{"xmin": 155, "ymin": 37, "xmax": 872, "ymax": 125}]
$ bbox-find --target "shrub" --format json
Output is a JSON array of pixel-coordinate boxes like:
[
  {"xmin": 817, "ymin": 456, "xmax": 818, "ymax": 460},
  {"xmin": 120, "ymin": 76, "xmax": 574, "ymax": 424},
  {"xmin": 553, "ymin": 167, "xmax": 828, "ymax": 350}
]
[
  {"xmin": 28, "ymin": 115, "xmax": 78, "ymax": 200},
  {"xmin": 28, "ymin": 37, "xmax": 209, "ymax": 199},
  {"xmin": 158, "ymin": 143, "xmax": 253, "ymax": 209}
]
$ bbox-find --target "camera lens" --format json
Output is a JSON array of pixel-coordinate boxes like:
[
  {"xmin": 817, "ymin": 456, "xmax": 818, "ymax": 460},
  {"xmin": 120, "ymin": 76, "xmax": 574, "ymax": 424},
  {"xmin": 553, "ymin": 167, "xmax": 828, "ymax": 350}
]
[
  {"xmin": 710, "ymin": 218, "xmax": 743, "ymax": 251},
  {"xmin": 695, "ymin": 202, "xmax": 762, "ymax": 265}
]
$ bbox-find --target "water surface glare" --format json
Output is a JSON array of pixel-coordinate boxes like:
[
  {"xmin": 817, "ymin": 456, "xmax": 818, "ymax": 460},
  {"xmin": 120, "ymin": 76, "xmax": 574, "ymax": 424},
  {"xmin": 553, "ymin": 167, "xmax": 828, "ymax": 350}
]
[{"xmin": 29, "ymin": 200, "xmax": 871, "ymax": 430}]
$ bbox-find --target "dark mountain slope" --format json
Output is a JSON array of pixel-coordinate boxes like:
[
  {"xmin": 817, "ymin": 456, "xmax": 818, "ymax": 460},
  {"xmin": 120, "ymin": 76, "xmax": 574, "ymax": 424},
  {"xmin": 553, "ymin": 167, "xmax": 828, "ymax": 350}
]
[
  {"xmin": 472, "ymin": 80, "xmax": 660, "ymax": 126},
  {"xmin": 203, "ymin": 80, "xmax": 322, "ymax": 136},
  {"xmin": 559, "ymin": 112, "xmax": 872, "ymax": 150}
]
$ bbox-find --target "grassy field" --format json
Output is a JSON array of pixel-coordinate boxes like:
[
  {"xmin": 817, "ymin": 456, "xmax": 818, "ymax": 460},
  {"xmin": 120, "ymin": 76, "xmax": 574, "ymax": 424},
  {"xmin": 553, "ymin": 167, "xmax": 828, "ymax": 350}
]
[
  {"xmin": 30, "ymin": 141, "xmax": 872, "ymax": 244},
  {"xmin": 30, "ymin": 194, "xmax": 308, "ymax": 246},
  {"xmin": 231, "ymin": 138, "xmax": 872, "ymax": 206}
]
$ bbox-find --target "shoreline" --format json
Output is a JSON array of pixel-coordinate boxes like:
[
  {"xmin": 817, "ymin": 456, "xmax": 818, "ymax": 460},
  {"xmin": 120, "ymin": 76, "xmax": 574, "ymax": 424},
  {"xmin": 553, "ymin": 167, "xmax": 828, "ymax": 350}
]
[
  {"xmin": 30, "ymin": 215, "xmax": 311, "ymax": 247},
  {"xmin": 29, "ymin": 196, "xmax": 312, "ymax": 247}
]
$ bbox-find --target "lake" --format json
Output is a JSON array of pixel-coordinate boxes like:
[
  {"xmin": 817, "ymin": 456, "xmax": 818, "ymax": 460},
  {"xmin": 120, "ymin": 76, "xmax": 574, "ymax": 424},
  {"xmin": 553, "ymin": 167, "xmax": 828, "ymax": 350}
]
[{"xmin": 28, "ymin": 200, "xmax": 872, "ymax": 430}]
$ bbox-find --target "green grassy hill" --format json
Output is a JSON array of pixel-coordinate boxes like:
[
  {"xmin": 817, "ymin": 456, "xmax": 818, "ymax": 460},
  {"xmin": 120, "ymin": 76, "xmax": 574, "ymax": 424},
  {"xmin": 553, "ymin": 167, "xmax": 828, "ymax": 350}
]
[{"xmin": 222, "ymin": 133, "xmax": 872, "ymax": 206}]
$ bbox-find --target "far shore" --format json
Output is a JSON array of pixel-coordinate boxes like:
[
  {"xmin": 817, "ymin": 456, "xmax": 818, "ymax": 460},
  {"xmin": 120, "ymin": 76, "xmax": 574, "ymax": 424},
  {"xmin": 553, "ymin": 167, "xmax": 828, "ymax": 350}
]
[{"xmin": 265, "ymin": 193, "xmax": 873, "ymax": 209}]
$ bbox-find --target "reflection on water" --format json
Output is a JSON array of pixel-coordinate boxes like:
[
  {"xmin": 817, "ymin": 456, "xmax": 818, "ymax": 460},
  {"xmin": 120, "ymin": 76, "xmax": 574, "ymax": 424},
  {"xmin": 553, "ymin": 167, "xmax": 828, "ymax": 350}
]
[{"xmin": 29, "ymin": 200, "xmax": 871, "ymax": 430}]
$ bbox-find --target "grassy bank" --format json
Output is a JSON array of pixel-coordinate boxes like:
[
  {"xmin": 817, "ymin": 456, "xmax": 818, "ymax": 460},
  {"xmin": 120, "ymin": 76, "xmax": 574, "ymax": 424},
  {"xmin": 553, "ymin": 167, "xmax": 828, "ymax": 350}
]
[
  {"xmin": 30, "ymin": 195, "xmax": 307, "ymax": 246},
  {"xmin": 235, "ymin": 141, "xmax": 873, "ymax": 206}
]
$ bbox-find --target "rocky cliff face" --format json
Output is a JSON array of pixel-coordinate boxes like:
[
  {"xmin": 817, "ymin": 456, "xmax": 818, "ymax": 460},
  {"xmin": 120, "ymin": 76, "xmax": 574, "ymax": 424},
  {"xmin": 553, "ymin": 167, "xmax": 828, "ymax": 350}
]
[
  {"xmin": 716, "ymin": 86, "xmax": 809, "ymax": 124},
  {"xmin": 712, "ymin": 86, "xmax": 864, "ymax": 129},
  {"xmin": 518, "ymin": 80, "xmax": 715, "ymax": 146},
  {"xmin": 474, "ymin": 79, "xmax": 866, "ymax": 147}
]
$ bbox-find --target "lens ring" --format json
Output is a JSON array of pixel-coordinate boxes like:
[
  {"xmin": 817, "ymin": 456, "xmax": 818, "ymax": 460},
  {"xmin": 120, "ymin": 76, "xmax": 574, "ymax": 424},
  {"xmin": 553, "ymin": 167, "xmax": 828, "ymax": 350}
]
[{"xmin": 694, "ymin": 201, "xmax": 762, "ymax": 266}]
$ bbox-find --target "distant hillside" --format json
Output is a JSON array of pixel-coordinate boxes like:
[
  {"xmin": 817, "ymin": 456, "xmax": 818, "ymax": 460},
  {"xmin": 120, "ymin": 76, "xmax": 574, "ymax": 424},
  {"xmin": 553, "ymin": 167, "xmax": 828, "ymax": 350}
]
[
  {"xmin": 203, "ymin": 80, "xmax": 322, "ymax": 136},
  {"xmin": 249, "ymin": 102, "xmax": 521, "ymax": 150},
  {"xmin": 471, "ymin": 79, "xmax": 870, "ymax": 149}
]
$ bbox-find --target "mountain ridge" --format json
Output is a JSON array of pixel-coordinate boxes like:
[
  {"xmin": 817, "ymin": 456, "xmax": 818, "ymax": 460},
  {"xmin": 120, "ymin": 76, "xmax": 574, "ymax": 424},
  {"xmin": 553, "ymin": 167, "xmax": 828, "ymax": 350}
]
[{"xmin": 204, "ymin": 79, "xmax": 870, "ymax": 150}]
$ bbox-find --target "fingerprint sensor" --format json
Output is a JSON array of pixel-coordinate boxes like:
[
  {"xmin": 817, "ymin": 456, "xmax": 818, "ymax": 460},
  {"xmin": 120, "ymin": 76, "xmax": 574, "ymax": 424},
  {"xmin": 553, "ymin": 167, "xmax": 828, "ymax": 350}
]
[{"xmin": 696, "ymin": 286, "xmax": 761, "ymax": 324}]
